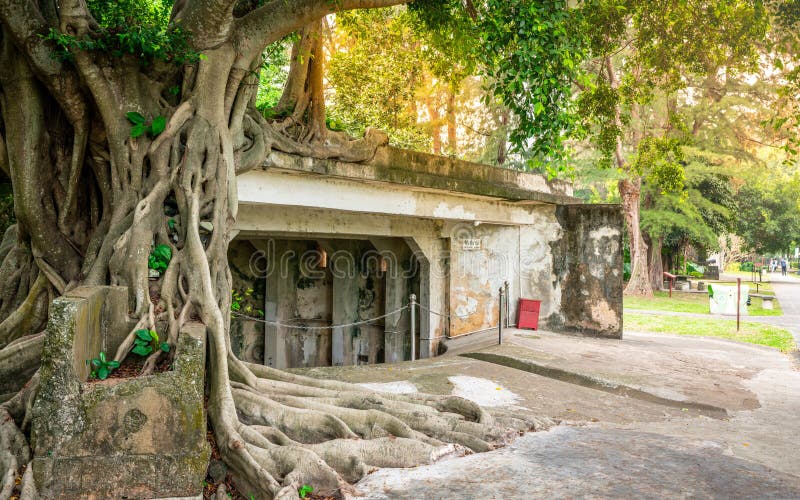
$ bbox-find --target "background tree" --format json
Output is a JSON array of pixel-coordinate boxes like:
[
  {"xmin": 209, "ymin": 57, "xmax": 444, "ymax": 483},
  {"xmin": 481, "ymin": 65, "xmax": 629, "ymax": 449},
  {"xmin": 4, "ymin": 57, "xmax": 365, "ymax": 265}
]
[
  {"xmin": 574, "ymin": 0, "xmax": 768, "ymax": 296},
  {"xmin": 733, "ymin": 177, "xmax": 800, "ymax": 254}
]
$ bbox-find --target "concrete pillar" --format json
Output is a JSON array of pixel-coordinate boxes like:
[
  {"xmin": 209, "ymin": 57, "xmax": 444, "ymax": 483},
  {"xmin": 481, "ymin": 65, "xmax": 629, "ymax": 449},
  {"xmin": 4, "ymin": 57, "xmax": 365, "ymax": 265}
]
[
  {"xmin": 331, "ymin": 241, "xmax": 360, "ymax": 366},
  {"xmin": 406, "ymin": 237, "xmax": 444, "ymax": 359},
  {"xmin": 371, "ymin": 238, "xmax": 411, "ymax": 363},
  {"xmin": 262, "ymin": 240, "xmax": 297, "ymax": 368}
]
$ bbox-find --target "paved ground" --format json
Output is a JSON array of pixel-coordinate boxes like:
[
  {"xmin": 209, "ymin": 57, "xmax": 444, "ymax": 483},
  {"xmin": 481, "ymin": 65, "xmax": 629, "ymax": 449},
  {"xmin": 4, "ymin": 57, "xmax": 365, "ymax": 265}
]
[
  {"xmin": 356, "ymin": 428, "xmax": 800, "ymax": 499},
  {"xmin": 297, "ymin": 297, "xmax": 800, "ymax": 498},
  {"xmin": 766, "ymin": 272, "xmax": 800, "ymax": 343}
]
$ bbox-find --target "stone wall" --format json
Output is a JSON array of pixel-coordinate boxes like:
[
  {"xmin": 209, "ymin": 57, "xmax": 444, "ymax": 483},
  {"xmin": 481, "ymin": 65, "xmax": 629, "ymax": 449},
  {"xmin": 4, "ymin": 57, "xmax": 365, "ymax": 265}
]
[
  {"xmin": 547, "ymin": 205, "xmax": 624, "ymax": 338},
  {"xmin": 30, "ymin": 287, "xmax": 209, "ymax": 498}
]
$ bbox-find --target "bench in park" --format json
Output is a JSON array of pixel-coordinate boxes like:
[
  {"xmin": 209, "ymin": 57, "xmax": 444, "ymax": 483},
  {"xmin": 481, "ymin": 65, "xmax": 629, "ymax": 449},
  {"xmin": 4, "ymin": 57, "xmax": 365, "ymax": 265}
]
[{"xmin": 750, "ymin": 293, "xmax": 775, "ymax": 310}]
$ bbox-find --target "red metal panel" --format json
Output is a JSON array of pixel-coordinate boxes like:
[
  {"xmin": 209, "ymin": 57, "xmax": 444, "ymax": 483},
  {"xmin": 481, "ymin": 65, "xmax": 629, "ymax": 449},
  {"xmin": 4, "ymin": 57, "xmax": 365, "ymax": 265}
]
[{"xmin": 517, "ymin": 299, "xmax": 541, "ymax": 330}]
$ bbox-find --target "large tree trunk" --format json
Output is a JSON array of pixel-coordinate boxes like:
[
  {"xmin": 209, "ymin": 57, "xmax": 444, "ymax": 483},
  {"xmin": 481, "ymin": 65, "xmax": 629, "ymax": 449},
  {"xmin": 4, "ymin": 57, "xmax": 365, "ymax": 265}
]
[
  {"xmin": 425, "ymin": 96, "xmax": 443, "ymax": 155},
  {"xmin": 645, "ymin": 232, "xmax": 664, "ymax": 291},
  {"xmin": 619, "ymin": 178, "xmax": 653, "ymax": 296},
  {"xmin": 446, "ymin": 87, "xmax": 457, "ymax": 154},
  {"xmin": 0, "ymin": 2, "xmax": 547, "ymax": 498}
]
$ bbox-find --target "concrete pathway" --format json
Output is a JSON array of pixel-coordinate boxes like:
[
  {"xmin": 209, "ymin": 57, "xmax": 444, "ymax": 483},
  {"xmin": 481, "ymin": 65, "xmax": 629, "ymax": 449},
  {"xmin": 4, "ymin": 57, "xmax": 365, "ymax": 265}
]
[
  {"xmin": 297, "ymin": 326, "xmax": 800, "ymax": 498},
  {"xmin": 765, "ymin": 272, "xmax": 800, "ymax": 343},
  {"xmin": 357, "ymin": 427, "xmax": 800, "ymax": 500}
]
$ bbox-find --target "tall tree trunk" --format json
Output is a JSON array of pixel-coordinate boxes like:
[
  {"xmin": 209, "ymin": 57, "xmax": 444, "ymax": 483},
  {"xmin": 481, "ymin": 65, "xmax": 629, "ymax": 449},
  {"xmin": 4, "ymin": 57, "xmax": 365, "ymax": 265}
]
[
  {"xmin": 446, "ymin": 87, "xmax": 457, "ymax": 155},
  {"xmin": 619, "ymin": 178, "xmax": 652, "ymax": 296},
  {"xmin": 606, "ymin": 55, "xmax": 651, "ymax": 297},
  {"xmin": 425, "ymin": 97, "xmax": 442, "ymax": 155},
  {"xmin": 496, "ymin": 109, "xmax": 509, "ymax": 165},
  {"xmin": 645, "ymin": 233, "xmax": 664, "ymax": 290}
]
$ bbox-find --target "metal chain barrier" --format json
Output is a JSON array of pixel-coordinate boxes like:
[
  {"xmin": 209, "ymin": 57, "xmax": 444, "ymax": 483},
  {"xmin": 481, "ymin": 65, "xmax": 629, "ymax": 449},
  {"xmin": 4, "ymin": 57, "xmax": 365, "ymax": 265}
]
[
  {"xmin": 233, "ymin": 283, "xmax": 511, "ymax": 361},
  {"xmin": 231, "ymin": 305, "xmax": 409, "ymax": 330}
]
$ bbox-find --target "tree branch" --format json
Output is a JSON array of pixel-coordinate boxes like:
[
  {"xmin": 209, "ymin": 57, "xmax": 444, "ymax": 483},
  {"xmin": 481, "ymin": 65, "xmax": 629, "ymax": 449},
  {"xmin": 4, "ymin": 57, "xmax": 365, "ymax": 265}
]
[
  {"xmin": 233, "ymin": 0, "xmax": 410, "ymax": 62},
  {"xmin": 0, "ymin": 1, "xmax": 88, "ymax": 125},
  {"xmin": 171, "ymin": 0, "xmax": 239, "ymax": 49}
]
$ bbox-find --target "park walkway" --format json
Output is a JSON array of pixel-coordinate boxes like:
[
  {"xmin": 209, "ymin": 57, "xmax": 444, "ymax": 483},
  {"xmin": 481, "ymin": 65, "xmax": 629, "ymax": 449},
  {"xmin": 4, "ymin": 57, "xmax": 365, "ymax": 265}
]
[{"xmin": 768, "ymin": 272, "xmax": 800, "ymax": 338}]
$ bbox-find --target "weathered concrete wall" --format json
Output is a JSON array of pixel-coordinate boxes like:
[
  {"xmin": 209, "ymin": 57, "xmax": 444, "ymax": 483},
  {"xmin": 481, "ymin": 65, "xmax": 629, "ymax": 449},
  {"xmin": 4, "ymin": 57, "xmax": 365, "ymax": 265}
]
[
  {"xmin": 547, "ymin": 205, "xmax": 623, "ymax": 338},
  {"xmin": 447, "ymin": 223, "xmax": 518, "ymax": 336},
  {"xmin": 31, "ymin": 288, "xmax": 209, "ymax": 498},
  {"xmin": 518, "ymin": 206, "xmax": 564, "ymax": 324}
]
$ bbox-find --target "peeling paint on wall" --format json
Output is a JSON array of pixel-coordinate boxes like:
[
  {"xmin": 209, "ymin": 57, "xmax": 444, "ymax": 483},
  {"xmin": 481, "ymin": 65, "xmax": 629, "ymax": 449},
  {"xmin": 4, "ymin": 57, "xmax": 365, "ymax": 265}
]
[{"xmin": 548, "ymin": 205, "xmax": 624, "ymax": 338}]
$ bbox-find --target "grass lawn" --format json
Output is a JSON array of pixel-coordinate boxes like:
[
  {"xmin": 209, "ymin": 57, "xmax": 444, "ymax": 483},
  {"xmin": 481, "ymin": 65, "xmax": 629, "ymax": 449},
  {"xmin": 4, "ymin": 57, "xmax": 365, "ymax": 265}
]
[
  {"xmin": 624, "ymin": 290, "xmax": 783, "ymax": 316},
  {"xmin": 625, "ymin": 312, "xmax": 797, "ymax": 353}
]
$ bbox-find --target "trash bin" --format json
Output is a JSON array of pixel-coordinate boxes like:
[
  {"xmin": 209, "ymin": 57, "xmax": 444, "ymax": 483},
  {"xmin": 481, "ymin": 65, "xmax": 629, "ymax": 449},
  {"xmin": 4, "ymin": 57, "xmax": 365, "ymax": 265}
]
[{"xmin": 517, "ymin": 299, "xmax": 541, "ymax": 330}]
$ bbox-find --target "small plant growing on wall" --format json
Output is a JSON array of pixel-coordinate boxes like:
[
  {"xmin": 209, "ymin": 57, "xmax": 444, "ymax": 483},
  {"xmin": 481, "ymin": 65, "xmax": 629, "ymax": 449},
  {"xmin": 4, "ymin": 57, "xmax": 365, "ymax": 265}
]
[
  {"xmin": 132, "ymin": 329, "xmax": 170, "ymax": 356},
  {"xmin": 89, "ymin": 352, "xmax": 119, "ymax": 380},
  {"xmin": 231, "ymin": 288, "xmax": 264, "ymax": 317}
]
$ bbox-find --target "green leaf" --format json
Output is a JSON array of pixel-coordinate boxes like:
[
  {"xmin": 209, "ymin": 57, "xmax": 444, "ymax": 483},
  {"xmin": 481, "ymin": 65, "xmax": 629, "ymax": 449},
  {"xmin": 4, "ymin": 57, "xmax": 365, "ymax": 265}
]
[
  {"xmin": 150, "ymin": 330, "xmax": 159, "ymax": 343},
  {"xmin": 149, "ymin": 244, "xmax": 173, "ymax": 272},
  {"xmin": 126, "ymin": 111, "xmax": 146, "ymax": 125},
  {"xmin": 150, "ymin": 116, "xmax": 166, "ymax": 136},
  {"xmin": 167, "ymin": 219, "xmax": 176, "ymax": 229},
  {"xmin": 130, "ymin": 123, "xmax": 147, "ymax": 138},
  {"xmin": 132, "ymin": 344, "xmax": 153, "ymax": 356},
  {"xmin": 99, "ymin": 351, "xmax": 106, "ymax": 363},
  {"xmin": 298, "ymin": 485, "xmax": 313, "ymax": 498},
  {"xmin": 108, "ymin": 360, "xmax": 120, "ymax": 369},
  {"xmin": 160, "ymin": 342, "xmax": 170, "ymax": 353},
  {"xmin": 136, "ymin": 329, "xmax": 152, "ymax": 341},
  {"xmin": 98, "ymin": 366, "xmax": 109, "ymax": 380},
  {"xmin": 91, "ymin": 359, "xmax": 101, "ymax": 368}
]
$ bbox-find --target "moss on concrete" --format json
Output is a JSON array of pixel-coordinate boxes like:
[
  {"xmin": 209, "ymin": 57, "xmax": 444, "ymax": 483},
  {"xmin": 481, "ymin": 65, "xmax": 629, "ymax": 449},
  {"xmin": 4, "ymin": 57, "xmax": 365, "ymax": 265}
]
[{"xmin": 31, "ymin": 288, "xmax": 209, "ymax": 499}]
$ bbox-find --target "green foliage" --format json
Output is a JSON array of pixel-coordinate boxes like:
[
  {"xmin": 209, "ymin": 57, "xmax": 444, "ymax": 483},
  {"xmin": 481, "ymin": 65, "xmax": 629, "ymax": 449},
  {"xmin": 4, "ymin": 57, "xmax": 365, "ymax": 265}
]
[
  {"xmin": 132, "ymin": 328, "xmax": 169, "ymax": 356},
  {"xmin": 327, "ymin": 8, "xmax": 432, "ymax": 150},
  {"xmin": 635, "ymin": 137, "xmax": 686, "ymax": 192},
  {"xmin": 126, "ymin": 112, "xmax": 167, "ymax": 138},
  {"xmin": 148, "ymin": 244, "xmax": 172, "ymax": 273},
  {"xmin": 43, "ymin": 0, "xmax": 201, "ymax": 64},
  {"xmin": 256, "ymin": 39, "xmax": 294, "ymax": 113},
  {"xmin": 90, "ymin": 351, "xmax": 120, "ymax": 380},
  {"xmin": 298, "ymin": 485, "xmax": 313, "ymax": 498},
  {"xmin": 231, "ymin": 288, "xmax": 263, "ymax": 317},
  {"xmin": 412, "ymin": 0, "xmax": 589, "ymax": 174},
  {"xmin": 733, "ymin": 176, "xmax": 800, "ymax": 254}
]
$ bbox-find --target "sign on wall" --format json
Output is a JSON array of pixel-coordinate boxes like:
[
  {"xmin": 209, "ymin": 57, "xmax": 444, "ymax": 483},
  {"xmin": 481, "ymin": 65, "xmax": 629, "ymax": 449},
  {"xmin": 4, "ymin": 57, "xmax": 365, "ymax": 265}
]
[{"xmin": 460, "ymin": 238, "xmax": 482, "ymax": 251}]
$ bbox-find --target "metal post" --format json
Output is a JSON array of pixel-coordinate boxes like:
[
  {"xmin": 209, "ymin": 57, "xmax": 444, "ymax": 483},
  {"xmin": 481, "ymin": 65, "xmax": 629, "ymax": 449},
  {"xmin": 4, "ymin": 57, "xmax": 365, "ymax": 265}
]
[
  {"xmin": 409, "ymin": 294, "xmax": 416, "ymax": 361},
  {"xmin": 504, "ymin": 280, "xmax": 510, "ymax": 328},
  {"xmin": 498, "ymin": 287, "xmax": 504, "ymax": 344},
  {"xmin": 736, "ymin": 278, "xmax": 741, "ymax": 332}
]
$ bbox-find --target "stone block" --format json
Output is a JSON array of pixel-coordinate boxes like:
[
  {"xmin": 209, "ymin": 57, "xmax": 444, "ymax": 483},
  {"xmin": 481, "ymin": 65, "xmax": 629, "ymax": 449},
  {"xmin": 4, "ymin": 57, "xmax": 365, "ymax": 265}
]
[{"xmin": 31, "ymin": 287, "xmax": 209, "ymax": 499}]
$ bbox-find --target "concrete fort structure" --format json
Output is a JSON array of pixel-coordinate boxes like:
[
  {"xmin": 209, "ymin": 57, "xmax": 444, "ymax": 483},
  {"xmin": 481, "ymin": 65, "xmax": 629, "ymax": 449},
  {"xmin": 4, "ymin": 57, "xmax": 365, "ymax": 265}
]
[{"xmin": 228, "ymin": 146, "xmax": 623, "ymax": 369}]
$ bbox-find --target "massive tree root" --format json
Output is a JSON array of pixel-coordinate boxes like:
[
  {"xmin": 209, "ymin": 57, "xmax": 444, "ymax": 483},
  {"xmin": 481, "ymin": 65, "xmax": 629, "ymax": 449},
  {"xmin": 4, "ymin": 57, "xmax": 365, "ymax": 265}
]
[{"xmin": 0, "ymin": 1, "xmax": 554, "ymax": 498}]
